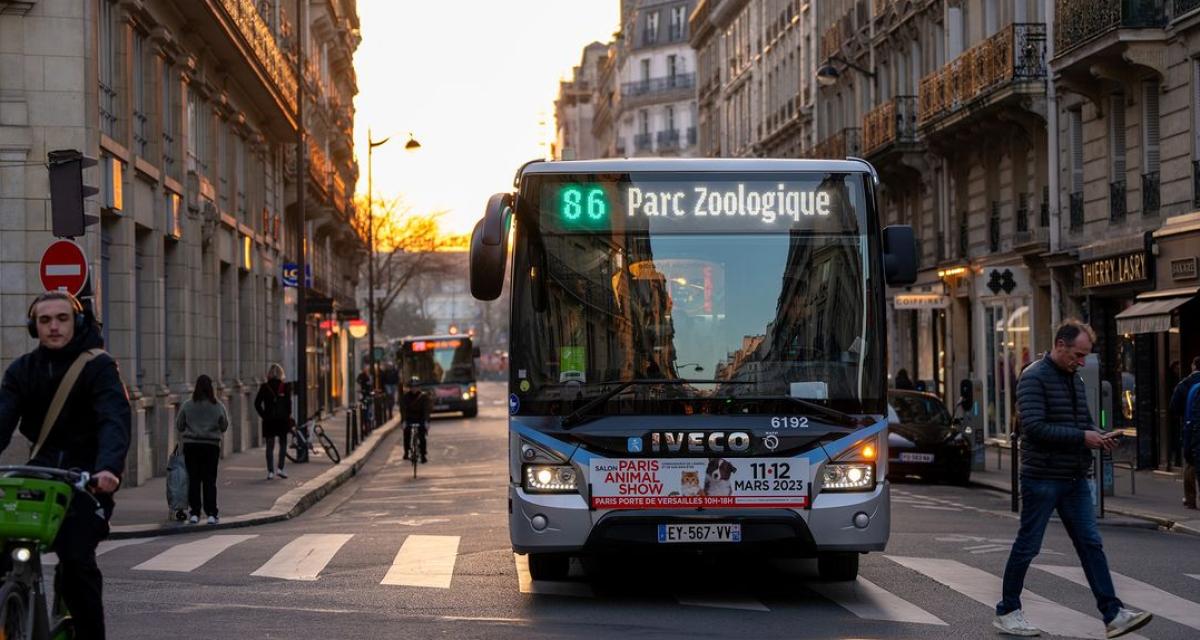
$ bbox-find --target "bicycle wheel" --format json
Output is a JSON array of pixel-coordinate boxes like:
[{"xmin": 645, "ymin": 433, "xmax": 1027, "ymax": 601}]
[
  {"xmin": 284, "ymin": 432, "xmax": 301, "ymax": 464},
  {"xmin": 410, "ymin": 428, "xmax": 419, "ymax": 479},
  {"xmin": 317, "ymin": 431, "xmax": 341, "ymax": 464},
  {"xmin": 0, "ymin": 581, "xmax": 33, "ymax": 640}
]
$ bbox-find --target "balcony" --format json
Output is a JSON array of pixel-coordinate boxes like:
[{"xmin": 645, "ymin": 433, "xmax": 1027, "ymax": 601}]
[
  {"xmin": 208, "ymin": 0, "xmax": 299, "ymax": 129},
  {"xmin": 862, "ymin": 96, "xmax": 919, "ymax": 156},
  {"xmin": 621, "ymin": 74, "xmax": 695, "ymax": 108},
  {"xmin": 634, "ymin": 133, "xmax": 653, "ymax": 153},
  {"xmin": 918, "ymin": 23, "xmax": 1047, "ymax": 129},
  {"xmin": 657, "ymin": 129, "xmax": 681, "ymax": 152},
  {"xmin": 1142, "ymin": 171, "xmax": 1160, "ymax": 216},
  {"xmin": 1055, "ymin": 0, "xmax": 1167, "ymax": 56},
  {"xmin": 1181, "ymin": 0, "xmax": 1200, "ymax": 17},
  {"xmin": 809, "ymin": 128, "xmax": 862, "ymax": 159},
  {"xmin": 307, "ymin": 138, "xmax": 332, "ymax": 198}
]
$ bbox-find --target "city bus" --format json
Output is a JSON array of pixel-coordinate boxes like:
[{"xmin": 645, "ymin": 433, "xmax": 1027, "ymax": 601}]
[
  {"xmin": 396, "ymin": 334, "xmax": 479, "ymax": 418},
  {"xmin": 469, "ymin": 159, "xmax": 916, "ymax": 581}
]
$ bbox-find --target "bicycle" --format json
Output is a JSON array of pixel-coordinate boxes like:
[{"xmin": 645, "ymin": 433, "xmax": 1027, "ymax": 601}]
[
  {"xmin": 408, "ymin": 422, "xmax": 423, "ymax": 479},
  {"xmin": 0, "ymin": 465, "xmax": 99, "ymax": 640},
  {"xmin": 285, "ymin": 418, "xmax": 341, "ymax": 464}
]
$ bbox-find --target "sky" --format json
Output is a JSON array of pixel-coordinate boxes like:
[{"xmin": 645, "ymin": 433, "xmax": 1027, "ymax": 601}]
[{"xmin": 353, "ymin": 1, "xmax": 620, "ymax": 236}]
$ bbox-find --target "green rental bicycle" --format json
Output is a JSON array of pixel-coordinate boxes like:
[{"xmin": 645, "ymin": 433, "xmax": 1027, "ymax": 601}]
[{"xmin": 0, "ymin": 465, "xmax": 99, "ymax": 640}]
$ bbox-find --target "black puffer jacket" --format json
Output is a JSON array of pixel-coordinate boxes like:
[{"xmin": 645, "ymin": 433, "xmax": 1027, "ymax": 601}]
[
  {"xmin": 1016, "ymin": 355, "xmax": 1094, "ymax": 480},
  {"xmin": 0, "ymin": 320, "xmax": 132, "ymax": 477}
]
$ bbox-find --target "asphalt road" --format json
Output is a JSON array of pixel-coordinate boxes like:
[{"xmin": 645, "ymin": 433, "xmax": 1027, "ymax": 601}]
[{"xmin": 103, "ymin": 382, "xmax": 1200, "ymax": 640}]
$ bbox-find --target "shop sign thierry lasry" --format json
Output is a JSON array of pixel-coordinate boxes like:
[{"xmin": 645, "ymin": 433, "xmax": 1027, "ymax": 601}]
[{"xmin": 1081, "ymin": 251, "xmax": 1150, "ymax": 289}]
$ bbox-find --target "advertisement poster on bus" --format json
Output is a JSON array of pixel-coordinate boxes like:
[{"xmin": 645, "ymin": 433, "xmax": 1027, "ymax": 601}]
[{"xmin": 589, "ymin": 458, "xmax": 809, "ymax": 509}]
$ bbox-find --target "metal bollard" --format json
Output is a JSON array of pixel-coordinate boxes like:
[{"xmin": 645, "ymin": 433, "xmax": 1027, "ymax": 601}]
[{"xmin": 346, "ymin": 409, "xmax": 352, "ymax": 455}]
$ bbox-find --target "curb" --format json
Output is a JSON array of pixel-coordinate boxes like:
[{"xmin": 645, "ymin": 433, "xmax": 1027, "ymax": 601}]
[
  {"xmin": 108, "ymin": 417, "xmax": 401, "ymax": 539},
  {"xmin": 970, "ymin": 477, "xmax": 1200, "ymax": 537}
]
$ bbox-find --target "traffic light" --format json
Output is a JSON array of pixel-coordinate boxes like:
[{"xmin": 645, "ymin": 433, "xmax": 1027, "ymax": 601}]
[{"xmin": 47, "ymin": 149, "xmax": 99, "ymax": 238}]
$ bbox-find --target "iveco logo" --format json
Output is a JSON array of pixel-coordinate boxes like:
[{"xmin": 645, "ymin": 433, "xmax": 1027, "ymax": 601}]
[{"xmin": 649, "ymin": 432, "xmax": 751, "ymax": 453}]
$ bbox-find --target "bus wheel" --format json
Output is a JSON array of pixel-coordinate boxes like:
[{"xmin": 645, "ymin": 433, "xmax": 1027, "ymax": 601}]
[
  {"xmin": 527, "ymin": 553, "xmax": 570, "ymax": 581},
  {"xmin": 817, "ymin": 552, "xmax": 859, "ymax": 581}
]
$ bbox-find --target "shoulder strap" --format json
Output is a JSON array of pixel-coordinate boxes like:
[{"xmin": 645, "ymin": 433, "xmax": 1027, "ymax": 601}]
[{"xmin": 32, "ymin": 348, "xmax": 106, "ymax": 459}]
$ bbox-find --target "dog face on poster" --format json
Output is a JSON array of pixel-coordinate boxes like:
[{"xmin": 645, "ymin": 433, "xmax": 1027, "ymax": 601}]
[{"xmin": 703, "ymin": 458, "xmax": 736, "ymax": 496}]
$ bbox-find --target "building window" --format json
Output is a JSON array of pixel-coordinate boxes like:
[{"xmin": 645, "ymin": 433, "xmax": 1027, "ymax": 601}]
[
  {"xmin": 667, "ymin": 54, "xmax": 677, "ymax": 79},
  {"xmin": 235, "ymin": 135, "xmax": 247, "ymax": 220},
  {"xmin": 187, "ymin": 88, "xmax": 209, "ymax": 175},
  {"xmin": 132, "ymin": 31, "xmax": 149, "ymax": 157},
  {"xmin": 1142, "ymin": 81, "xmax": 1160, "ymax": 216},
  {"xmin": 1069, "ymin": 107, "xmax": 1084, "ymax": 229},
  {"xmin": 1109, "ymin": 93, "xmax": 1127, "ymax": 221},
  {"xmin": 217, "ymin": 120, "xmax": 230, "ymax": 211},
  {"xmin": 98, "ymin": 0, "xmax": 118, "ymax": 137},
  {"xmin": 670, "ymin": 6, "xmax": 686, "ymax": 41},
  {"xmin": 645, "ymin": 11, "xmax": 659, "ymax": 44},
  {"xmin": 666, "ymin": 105, "xmax": 676, "ymax": 131},
  {"xmin": 162, "ymin": 61, "xmax": 178, "ymax": 179},
  {"xmin": 641, "ymin": 58, "xmax": 651, "ymax": 81}
]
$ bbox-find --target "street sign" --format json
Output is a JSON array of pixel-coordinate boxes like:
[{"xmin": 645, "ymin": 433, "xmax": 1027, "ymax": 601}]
[
  {"xmin": 281, "ymin": 263, "xmax": 312, "ymax": 287},
  {"xmin": 39, "ymin": 239, "xmax": 89, "ymax": 295}
]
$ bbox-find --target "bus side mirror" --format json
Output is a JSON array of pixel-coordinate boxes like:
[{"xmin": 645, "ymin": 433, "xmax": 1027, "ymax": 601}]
[
  {"xmin": 883, "ymin": 225, "xmax": 917, "ymax": 286},
  {"xmin": 470, "ymin": 193, "xmax": 513, "ymax": 300}
]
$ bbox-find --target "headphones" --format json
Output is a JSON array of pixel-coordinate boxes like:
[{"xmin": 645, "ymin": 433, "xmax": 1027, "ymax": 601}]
[{"xmin": 27, "ymin": 291, "xmax": 85, "ymax": 339}]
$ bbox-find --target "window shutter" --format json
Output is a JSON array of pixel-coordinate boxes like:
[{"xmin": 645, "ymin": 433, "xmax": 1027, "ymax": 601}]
[
  {"xmin": 1070, "ymin": 109, "xmax": 1084, "ymax": 194},
  {"xmin": 1110, "ymin": 94, "xmax": 1127, "ymax": 180},
  {"xmin": 1143, "ymin": 81, "xmax": 1160, "ymax": 173}
]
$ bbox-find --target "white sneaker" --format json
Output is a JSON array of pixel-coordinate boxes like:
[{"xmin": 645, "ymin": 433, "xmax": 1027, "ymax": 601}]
[
  {"xmin": 1106, "ymin": 608, "xmax": 1152, "ymax": 638},
  {"xmin": 188, "ymin": 515, "xmax": 199, "ymax": 525},
  {"xmin": 207, "ymin": 515, "xmax": 219, "ymax": 525},
  {"xmin": 267, "ymin": 472, "xmax": 274, "ymax": 480},
  {"xmin": 994, "ymin": 610, "xmax": 1040, "ymax": 637},
  {"xmin": 277, "ymin": 469, "xmax": 288, "ymax": 479}
]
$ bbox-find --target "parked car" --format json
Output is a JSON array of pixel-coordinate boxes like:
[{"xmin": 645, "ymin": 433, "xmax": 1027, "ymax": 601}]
[{"xmin": 886, "ymin": 390, "xmax": 972, "ymax": 485}]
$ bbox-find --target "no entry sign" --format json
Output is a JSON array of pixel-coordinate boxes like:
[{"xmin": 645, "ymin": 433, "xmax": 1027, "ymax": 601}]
[{"xmin": 39, "ymin": 239, "xmax": 89, "ymax": 296}]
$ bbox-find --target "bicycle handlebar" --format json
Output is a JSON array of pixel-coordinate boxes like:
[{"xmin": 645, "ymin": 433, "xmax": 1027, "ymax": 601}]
[{"xmin": 0, "ymin": 465, "xmax": 101, "ymax": 507}]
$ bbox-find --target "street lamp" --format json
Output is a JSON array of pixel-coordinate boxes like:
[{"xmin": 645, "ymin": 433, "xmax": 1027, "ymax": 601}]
[
  {"xmin": 366, "ymin": 130, "xmax": 420, "ymax": 392},
  {"xmin": 816, "ymin": 55, "xmax": 876, "ymax": 87}
]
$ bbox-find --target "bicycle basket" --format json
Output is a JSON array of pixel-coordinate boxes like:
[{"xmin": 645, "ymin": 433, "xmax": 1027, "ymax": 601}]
[{"xmin": 0, "ymin": 477, "xmax": 72, "ymax": 545}]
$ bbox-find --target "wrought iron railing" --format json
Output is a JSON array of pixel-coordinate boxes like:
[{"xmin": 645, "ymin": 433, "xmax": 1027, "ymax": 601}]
[
  {"xmin": 810, "ymin": 128, "xmax": 862, "ymax": 159},
  {"xmin": 657, "ymin": 130, "xmax": 681, "ymax": 151},
  {"xmin": 1141, "ymin": 171, "xmax": 1160, "ymax": 215},
  {"xmin": 1055, "ymin": 0, "xmax": 1167, "ymax": 54},
  {"xmin": 308, "ymin": 138, "xmax": 331, "ymax": 194},
  {"xmin": 215, "ymin": 0, "xmax": 299, "ymax": 115},
  {"xmin": 1070, "ymin": 191, "xmax": 1085, "ymax": 229},
  {"xmin": 863, "ymin": 95, "xmax": 918, "ymax": 153},
  {"xmin": 622, "ymin": 73, "xmax": 695, "ymax": 98},
  {"xmin": 1110, "ymin": 179, "xmax": 1127, "ymax": 221},
  {"xmin": 634, "ymin": 133, "xmax": 653, "ymax": 152},
  {"xmin": 918, "ymin": 23, "xmax": 1047, "ymax": 125},
  {"xmin": 1179, "ymin": 0, "xmax": 1200, "ymax": 17}
]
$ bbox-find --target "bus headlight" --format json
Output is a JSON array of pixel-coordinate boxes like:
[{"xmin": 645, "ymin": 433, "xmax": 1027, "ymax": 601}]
[
  {"xmin": 523, "ymin": 465, "xmax": 578, "ymax": 493},
  {"xmin": 822, "ymin": 462, "xmax": 875, "ymax": 491}
]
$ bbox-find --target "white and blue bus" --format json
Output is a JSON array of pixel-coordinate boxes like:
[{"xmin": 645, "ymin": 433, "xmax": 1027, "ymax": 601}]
[{"xmin": 469, "ymin": 159, "xmax": 916, "ymax": 581}]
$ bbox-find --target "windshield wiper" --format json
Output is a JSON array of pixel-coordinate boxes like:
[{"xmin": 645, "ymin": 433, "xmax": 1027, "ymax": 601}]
[
  {"xmin": 560, "ymin": 378, "xmax": 718, "ymax": 430},
  {"xmin": 734, "ymin": 395, "xmax": 860, "ymax": 428}
]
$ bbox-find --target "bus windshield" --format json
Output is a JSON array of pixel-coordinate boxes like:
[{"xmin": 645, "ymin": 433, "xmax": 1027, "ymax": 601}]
[
  {"xmin": 401, "ymin": 337, "xmax": 475, "ymax": 385},
  {"xmin": 509, "ymin": 171, "xmax": 884, "ymax": 418}
]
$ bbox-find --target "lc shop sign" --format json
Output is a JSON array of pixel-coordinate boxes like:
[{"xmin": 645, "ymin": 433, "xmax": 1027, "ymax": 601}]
[{"xmin": 1082, "ymin": 252, "xmax": 1149, "ymax": 289}]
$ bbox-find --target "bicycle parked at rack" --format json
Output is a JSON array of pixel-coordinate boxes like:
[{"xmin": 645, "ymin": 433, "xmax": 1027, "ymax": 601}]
[
  {"xmin": 0, "ymin": 465, "xmax": 99, "ymax": 640},
  {"xmin": 286, "ymin": 417, "xmax": 341, "ymax": 464}
]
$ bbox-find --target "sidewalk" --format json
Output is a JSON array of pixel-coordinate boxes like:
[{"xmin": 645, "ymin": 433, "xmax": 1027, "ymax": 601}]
[
  {"xmin": 108, "ymin": 409, "xmax": 400, "ymax": 538},
  {"xmin": 971, "ymin": 442, "xmax": 1200, "ymax": 536}
]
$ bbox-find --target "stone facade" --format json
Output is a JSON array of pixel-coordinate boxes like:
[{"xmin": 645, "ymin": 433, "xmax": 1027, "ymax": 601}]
[{"xmin": 0, "ymin": 0, "xmax": 363, "ymax": 484}]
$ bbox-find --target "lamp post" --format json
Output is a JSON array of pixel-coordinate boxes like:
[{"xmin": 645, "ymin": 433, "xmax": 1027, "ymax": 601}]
[
  {"xmin": 366, "ymin": 130, "xmax": 420, "ymax": 393},
  {"xmin": 295, "ymin": 0, "xmax": 308, "ymax": 427}
]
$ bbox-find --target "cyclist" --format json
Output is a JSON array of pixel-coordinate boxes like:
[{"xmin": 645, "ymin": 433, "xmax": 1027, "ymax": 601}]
[
  {"xmin": 400, "ymin": 378, "xmax": 432, "ymax": 463},
  {"xmin": 0, "ymin": 291, "xmax": 132, "ymax": 640}
]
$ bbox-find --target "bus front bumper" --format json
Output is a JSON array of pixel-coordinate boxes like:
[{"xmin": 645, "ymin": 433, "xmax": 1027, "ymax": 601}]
[{"xmin": 509, "ymin": 482, "xmax": 889, "ymax": 555}]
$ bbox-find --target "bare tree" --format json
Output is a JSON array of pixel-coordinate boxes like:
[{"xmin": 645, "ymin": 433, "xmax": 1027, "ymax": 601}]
[{"xmin": 350, "ymin": 195, "xmax": 470, "ymax": 335}]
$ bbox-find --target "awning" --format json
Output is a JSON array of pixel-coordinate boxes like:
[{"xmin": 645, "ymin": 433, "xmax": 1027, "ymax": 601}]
[{"xmin": 1114, "ymin": 295, "xmax": 1194, "ymax": 334}]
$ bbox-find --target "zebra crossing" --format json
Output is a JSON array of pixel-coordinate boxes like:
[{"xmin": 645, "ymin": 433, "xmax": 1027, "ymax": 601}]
[{"xmin": 100, "ymin": 530, "xmax": 1200, "ymax": 637}]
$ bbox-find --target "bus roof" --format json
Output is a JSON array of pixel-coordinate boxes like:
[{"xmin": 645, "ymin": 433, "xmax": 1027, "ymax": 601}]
[{"xmin": 518, "ymin": 158, "xmax": 876, "ymax": 178}]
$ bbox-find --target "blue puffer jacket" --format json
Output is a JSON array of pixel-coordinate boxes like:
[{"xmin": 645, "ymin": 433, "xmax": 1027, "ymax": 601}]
[{"xmin": 1016, "ymin": 355, "xmax": 1094, "ymax": 480}]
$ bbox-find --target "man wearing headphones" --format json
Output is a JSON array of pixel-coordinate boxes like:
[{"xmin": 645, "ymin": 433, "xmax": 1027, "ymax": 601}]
[{"xmin": 0, "ymin": 291, "xmax": 131, "ymax": 640}]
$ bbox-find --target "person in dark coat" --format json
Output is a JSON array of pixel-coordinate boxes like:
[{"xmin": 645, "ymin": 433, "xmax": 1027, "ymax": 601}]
[
  {"xmin": 1170, "ymin": 356, "xmax": 1200, "ymax": 509},
  {"xmin": 993, "ymin": 320, "xmax": 1151, "ymax": 639},
  {"xmin": 254, "ymin": 363, "xmax": 291, "ymax": 480},
  {"xmin": 894, "ymin": 368, "xmax": 915, "ymax": 390},
  {"xmin": 0, "ymin": 291, "xmax": 132, "ymax": 640},
  {"xmin": 401, "ymin": 380, "xmax": 433, "ymax": 463}
]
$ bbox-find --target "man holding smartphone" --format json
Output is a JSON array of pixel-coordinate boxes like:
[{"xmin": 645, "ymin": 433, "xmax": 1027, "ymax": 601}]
[{"xmin": 993, "ymin": 320, "xmax": 1151, "ymax": 638}]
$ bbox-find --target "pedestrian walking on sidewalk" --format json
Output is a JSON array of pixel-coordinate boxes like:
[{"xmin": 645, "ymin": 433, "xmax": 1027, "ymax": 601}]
[
  {"xmin": 254, "ymin": 364, "xmax": 291, "ymax": 480},
  {"xmin": 1169, "ymin": 356, "xmax": 1200, "ymax": 509},
  {"xmin": 175, "ymin": 375, "xmax": 228, "ymax": 525},
  {"xmin": 993, "ymin": 320, "xmax": 1152, "ymax": 639},
  {"xmin": 382, "ymin": 362, "xmax": 400, "ymax": 408},
  {"xmin": 894, "ymin": 368, "xmax": 914, "ymax": 390}
]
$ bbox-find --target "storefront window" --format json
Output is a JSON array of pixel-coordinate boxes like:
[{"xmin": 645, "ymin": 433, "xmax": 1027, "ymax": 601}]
[
  {"xmin": 1116, "ymin": 333, "xmax": 1136, "ymax": 428},
  {"xmin": 984, "ymin": 300, "xmax": 1031, "ymax": 439}
]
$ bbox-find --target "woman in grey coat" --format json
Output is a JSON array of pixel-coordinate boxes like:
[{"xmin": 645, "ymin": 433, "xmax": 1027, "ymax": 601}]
[{"xmin": 176, "ymin": 375, "xmax": 229, "ymax": 524}]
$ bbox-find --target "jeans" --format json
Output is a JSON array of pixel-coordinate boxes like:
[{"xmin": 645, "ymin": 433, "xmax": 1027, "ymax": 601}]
[
  {"xmin": 265, "ymin": 435, "xmax": 287, "ymax": 473},
  {"xmin": 184, "ymin": 442, "xmax": 220, "ymax": 517},
  {"xmin": 1184, "ymin": 461, "xmax": 1198, "ymax": 507},
  {"xmin": 996, "ymin": 476, "xmax": 1123, "ymax": 623},
  {"xmin": 51, "ymin": 491, "xmax": 112, "ymax": 640}
]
